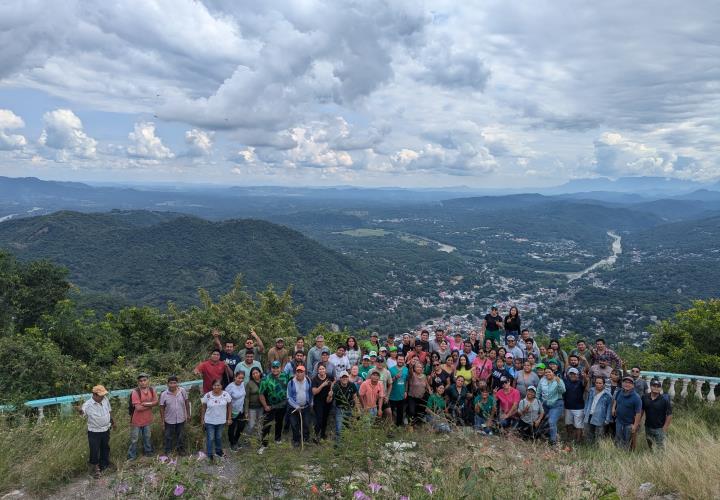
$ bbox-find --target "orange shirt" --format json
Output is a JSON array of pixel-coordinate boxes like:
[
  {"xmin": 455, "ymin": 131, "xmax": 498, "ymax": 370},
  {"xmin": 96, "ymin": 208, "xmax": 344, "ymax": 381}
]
[
  {"xmin": 131, "ymin": 387, "xmax": 156, "ymax": 427},
  {"xmin": 359, "ymin": 379, "xmax": 385, "ymax": 410}
]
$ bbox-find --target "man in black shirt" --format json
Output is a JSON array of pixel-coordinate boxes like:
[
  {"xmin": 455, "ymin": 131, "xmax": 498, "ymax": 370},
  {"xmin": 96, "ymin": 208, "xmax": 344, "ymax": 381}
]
[
  {"xmin": 641, "ymin": 378, "xmax": 672, "ymax": 449},
  {"xmin": 211, "ymin": 329, "xmax": 240, "ymax": 386},
  {"xmin": 331, "ymin": 371, "xmax": 359, "ymax": 444}
]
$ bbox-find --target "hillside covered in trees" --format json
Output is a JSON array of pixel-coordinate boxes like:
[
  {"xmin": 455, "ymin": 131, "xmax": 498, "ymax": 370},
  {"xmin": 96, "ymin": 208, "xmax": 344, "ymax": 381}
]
[{"xmin": 0, "ymin": 210, "xmax": 387, "ymax": 330}]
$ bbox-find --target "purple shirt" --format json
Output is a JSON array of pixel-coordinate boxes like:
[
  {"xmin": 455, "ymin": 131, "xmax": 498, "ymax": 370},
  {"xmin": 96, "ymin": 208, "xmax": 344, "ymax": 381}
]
[{"xmin": 159, "ymin": 388, "xmax": 188, "ymax": 424}]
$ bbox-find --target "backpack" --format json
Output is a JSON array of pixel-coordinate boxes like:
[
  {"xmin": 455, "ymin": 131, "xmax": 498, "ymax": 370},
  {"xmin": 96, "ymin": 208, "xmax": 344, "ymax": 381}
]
[{"xmin": 128, "ymin": 387, "xmax": 155, "ymax": 417}]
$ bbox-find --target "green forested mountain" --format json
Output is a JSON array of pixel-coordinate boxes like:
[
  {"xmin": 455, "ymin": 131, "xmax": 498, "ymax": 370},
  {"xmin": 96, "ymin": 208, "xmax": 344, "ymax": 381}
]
[{"xmin": 0, "ymin": 210, "xmax": 384, "ymax": 329}]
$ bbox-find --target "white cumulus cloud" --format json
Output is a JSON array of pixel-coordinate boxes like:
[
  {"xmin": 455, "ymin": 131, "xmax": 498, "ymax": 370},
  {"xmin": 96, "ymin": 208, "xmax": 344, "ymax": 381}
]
[
  {"xmin": 127, "ymin": 122, "xmax": 173, "ymax": 160},
  {"xmin": 0, "ymin": 109, "xmax": 27, "ymax": 150},
  {"xmin": 39, "ymin": 108, "xmax": 97, "ymax": 159},
  {"xmin": 184, "ymin": 129, "xmax": 213, "ymax": 157}
]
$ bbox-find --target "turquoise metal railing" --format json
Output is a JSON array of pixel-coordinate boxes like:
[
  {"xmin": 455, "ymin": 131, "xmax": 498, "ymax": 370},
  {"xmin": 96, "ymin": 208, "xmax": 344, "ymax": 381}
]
[{"xmin": 0, "ymin": 380, "xmax": 203, "ymax": 420}]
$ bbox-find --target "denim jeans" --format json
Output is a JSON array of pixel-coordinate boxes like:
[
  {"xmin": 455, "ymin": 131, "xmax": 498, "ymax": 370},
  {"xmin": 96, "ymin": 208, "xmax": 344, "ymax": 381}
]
[
  {"xmin": 128, "ymin": 425, "xmax": 153, "ymax": 459},
  {"xmin": 543, "ymin": 400, "xmax": 564, "ymax": 444},
  {"xmin": 205, "ymin": 423, "xmax": 224, "ymax": 457},
  {"xmin": 584, "ymin": 422, "xmax": 605, "ymax": 444},
  {"xmin": 499, "ymin": 417, "xmax": 518, "ymax": 429},
  {"xmin": 426, "ymin": 414, "xmax": 451, "ymax": 433},
  {"xmin": 163, "ymin": 422, "xmax": 185, "ymax": 454},
  {"xmin": 334, "ymin": 407, "xmax": 353, "ymax": 443},
  {"xmin": 246, "ymin": 407, "xmax": 263, "ymax": 436},
  {"xmin": 645, "ymin": 427, "xmax": 665, "ymax": 449},
  {"xmin": 474, "ymin": 415, "xmax": 488, "ymax": 430},
  {"xmin": 615, "ymin": 421, "xmax": 633, "ymax": 448}
]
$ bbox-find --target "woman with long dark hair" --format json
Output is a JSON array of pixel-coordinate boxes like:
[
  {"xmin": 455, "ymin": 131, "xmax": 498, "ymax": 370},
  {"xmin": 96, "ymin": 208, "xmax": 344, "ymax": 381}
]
[
  {"xmin": 504, "ymin": 306, "xmax": 521, "ymax": 342},
  {"xmin": 345, "ymin": 336, "xmax": 361, "ymax": 367},
  {"xmin": 407, "ymin": 360, "xmax": 430, "ymax": 426}
]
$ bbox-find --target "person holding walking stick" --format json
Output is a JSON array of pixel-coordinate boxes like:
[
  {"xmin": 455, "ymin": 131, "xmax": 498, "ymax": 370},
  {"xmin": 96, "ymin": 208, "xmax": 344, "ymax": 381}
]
[{"xmin": 287, "ymin": 365, "xmax": 313, "ymax": 449}]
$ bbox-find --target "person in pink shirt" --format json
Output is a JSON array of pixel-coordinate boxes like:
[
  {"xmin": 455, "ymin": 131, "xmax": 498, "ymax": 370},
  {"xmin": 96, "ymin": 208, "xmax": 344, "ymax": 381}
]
[
  {"xmin": 359, "ymin": 371, "xmax": 385, "ymax": 417},
  {"xmin": 448, "ymin": 332, "xmax": 464, "ymax": 352},
  {"xmin": 472, "ymin": 349, "xmax": 493, "ymax": 383},
  {"xmin": 128, "ymin": 373, "xmax": 158, "ymax": 460},
  {"xmin": 495, "ymin": 376, "xmax": 520, "ymax": 431}
]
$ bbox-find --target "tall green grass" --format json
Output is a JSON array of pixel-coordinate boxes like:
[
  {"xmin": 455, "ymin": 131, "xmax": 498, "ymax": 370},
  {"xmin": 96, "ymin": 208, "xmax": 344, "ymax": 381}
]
[{"xmin": 1, "ymin": 404, "xmax": 718, "ymax": 498}]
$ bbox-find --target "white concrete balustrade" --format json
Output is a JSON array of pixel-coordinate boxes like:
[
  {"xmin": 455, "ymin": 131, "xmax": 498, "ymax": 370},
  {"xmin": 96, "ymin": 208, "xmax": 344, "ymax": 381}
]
[{"xmin": 642, "ymin": 371, "xmax": 720, "ymax": 402}]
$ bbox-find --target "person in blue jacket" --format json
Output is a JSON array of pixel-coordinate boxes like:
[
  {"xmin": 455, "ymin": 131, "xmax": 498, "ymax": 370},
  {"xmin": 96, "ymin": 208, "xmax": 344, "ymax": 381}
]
[
  {"xmin": 286, "ymin": 365, "xmax": 313, "ymax": 448},
  {"xmin": 583, "ymin": 376, "xmax": 613, "ymax": 443}
]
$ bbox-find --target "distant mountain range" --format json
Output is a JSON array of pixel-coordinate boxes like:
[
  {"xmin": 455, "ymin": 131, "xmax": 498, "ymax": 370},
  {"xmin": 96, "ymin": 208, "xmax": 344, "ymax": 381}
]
[{"xmin": 0, "ymin": 210, "xmax": 383, "ymax": 329}]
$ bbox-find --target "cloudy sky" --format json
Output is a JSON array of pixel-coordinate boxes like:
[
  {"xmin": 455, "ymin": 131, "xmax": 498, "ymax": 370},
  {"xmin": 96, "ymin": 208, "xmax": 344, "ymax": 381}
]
[{"xmin": 1, "ymin": 0, "xmax": 718, "ymax": 188}]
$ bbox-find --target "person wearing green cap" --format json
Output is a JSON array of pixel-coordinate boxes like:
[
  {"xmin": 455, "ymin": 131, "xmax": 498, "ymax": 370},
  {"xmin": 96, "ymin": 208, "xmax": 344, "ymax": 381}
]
[
  {"xmin": 387, "ymin": 345, "xmax": 399, "ymax": 369},
  {"xmin": 359, "ymin": 355, "xmax": 373, "ymax": 380},
  {"xmin": 258, "ymin": 361, "xmax": 291, "ymax": 448}
]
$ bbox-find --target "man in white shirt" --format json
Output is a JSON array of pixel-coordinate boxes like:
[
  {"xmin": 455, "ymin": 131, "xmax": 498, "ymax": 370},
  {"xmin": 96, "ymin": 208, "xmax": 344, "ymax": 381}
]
[
  {"xmin": 328, "ymin": 345, "xmax": 350, "ymax": 374},
  {"xmin": 287, "ymin": 365, "xmax": 312, "ymax": 447},
  {"xmin": 80, "ymin": 385, "xmax": 115, "ymax": 477}
]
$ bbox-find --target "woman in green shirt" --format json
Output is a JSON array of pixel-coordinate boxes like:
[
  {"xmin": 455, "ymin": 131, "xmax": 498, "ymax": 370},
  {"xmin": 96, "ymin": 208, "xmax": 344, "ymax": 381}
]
[
  {"xmin": 426, "ymin": 384, "xmax": 451, "ymax": 433},
  {"xmin": 473, "ymin": 387, "xmax": 496, "ymax": 435},
  {"xmin": 244, "ymin": 367, "xmax": 263, "ymax": 436}
]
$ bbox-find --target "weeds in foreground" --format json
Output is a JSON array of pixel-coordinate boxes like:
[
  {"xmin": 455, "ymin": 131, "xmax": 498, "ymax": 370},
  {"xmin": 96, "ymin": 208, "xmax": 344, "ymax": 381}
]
[{"xmin": 0, "ymin": 407, "xmax": 718, "ymax": 499}]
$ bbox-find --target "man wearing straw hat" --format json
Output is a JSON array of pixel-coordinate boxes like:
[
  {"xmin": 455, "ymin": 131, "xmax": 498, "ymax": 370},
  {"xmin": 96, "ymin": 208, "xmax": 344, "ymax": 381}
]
[{"xmin": 79, "ymin": 385, "xmax": 115, "ymax": 477}]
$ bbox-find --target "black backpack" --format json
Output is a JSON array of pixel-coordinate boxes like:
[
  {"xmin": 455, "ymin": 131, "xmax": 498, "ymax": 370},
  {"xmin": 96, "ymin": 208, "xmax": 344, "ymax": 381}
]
[{"xmin": 128, "ymin": 387, "xmax": 155, "ymax": 416}]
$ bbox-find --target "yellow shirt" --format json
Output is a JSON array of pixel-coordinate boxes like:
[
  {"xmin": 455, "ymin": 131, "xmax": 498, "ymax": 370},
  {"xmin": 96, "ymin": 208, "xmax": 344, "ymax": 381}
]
[{"xmin": 456, "ymin": 367, "xmax": 473, "ymax": 385}]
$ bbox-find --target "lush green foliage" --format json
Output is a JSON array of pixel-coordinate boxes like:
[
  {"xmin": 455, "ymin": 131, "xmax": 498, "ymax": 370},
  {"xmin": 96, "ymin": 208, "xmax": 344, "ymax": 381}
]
[{"xmin": 0, "ymin": 211, "xmax": 385, "ymax": 330}]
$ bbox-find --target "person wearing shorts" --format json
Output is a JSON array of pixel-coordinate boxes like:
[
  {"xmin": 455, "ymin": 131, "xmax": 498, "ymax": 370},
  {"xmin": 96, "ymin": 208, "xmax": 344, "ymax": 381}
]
[{"xmin": 563, "ymin": 368, "xmax": 585, "ymax": 443}]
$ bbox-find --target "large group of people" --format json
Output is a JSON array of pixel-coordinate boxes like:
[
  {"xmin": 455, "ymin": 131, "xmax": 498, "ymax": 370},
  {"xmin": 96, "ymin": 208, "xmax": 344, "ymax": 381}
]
[{"xmin": 79, "ymin": 307, "xmax": 673, "ymax": 477}]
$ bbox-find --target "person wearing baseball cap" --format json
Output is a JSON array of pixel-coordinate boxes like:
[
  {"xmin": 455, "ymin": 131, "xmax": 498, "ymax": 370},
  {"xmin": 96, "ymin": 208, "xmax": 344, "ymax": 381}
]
[
  {"xmin": 128, "ymin": 372, "xmax": 158, "ymax": 460},
  {"xmin": 613, "ymin": 374, "xmax": 643, "ymax": 449},
  {"xmin": 517, "ymin": 384, "xmax": 543, "ymax": 440},
  {"xmin": 563, "ymin": 367, "xmax": 586, "ymax": 443},
  {"xmin": 80, "ymin": 385, "xmax": 114, "ymax": 477},
  {"xmin": 331, "ymin": 370, "xmax": 359, "ymax": 443},
  {"xmin": 267, "ymin": 338, "xmax": 289, "ymax": 372},
  {"xmin": 642, "ymin": 378, "xmax": 672, "ymax": 449},
  {"xmin": 287, "ymin": 364, "xmax": 312, "ymax": 447},
  {"xmin": 359, "ymin": 355, "xmax": 373, "ymax": 380},
  {"xmin": 363, "ymin": 332, "xmax": 381, "ymax": 354},
  {"xmin": 369, "ymin": 356, "xmax": 393, "ymax": 419},
  {"xmin": 258, "ymin": 358, "xmax": 292, "ymax": 449}
]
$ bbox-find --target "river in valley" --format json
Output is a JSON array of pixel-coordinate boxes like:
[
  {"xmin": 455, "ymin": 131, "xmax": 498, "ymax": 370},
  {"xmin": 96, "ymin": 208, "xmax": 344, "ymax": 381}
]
[{"xmin": 538, "ymin": 231, "xmax": 622, "ymax": 282}]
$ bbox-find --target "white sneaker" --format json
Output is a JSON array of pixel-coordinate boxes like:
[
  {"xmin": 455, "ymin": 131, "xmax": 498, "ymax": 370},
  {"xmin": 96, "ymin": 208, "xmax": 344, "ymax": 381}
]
[{"xmin": 257, "ymin": 447, "xmax": 266, "ymax": 455}]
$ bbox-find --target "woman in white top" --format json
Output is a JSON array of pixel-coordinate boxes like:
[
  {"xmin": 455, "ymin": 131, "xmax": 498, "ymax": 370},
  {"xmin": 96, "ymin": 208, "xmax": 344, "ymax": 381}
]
[
  {"xmin": 201, "ymin": 379, "xmax": 232, "ymax": 461},
  {"xmin": 225, "ymin": 371, "xmax": 247, "ymax": 451}
]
